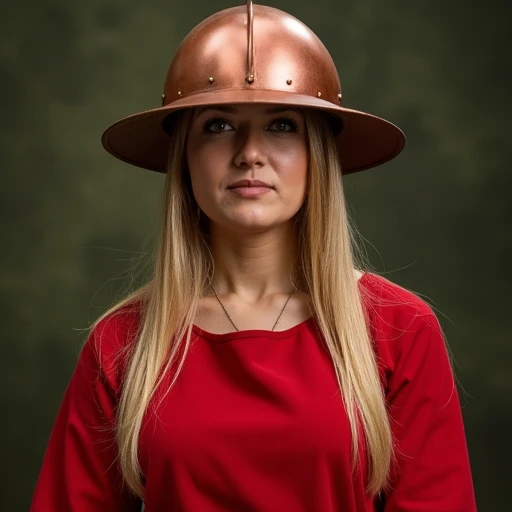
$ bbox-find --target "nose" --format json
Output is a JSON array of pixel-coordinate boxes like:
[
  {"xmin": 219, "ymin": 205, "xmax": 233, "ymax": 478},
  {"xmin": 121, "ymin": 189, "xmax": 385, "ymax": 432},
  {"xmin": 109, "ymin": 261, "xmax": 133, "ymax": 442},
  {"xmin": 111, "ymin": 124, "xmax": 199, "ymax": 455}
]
[{"xmin": 233, "ymin": 126, "xmax": 268, "ymax": 169}]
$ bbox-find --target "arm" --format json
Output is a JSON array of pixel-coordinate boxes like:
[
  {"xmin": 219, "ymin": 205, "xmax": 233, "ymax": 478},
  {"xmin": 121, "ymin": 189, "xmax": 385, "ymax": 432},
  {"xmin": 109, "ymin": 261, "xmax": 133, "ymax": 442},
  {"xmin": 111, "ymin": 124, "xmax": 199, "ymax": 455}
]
[
  {"xmin": 30, "ymin": 329, "xmax": 142, "ymax": 511},
  {"xmin": 381, "ymin": 318, "xmax": 477, "ymax": 511}
]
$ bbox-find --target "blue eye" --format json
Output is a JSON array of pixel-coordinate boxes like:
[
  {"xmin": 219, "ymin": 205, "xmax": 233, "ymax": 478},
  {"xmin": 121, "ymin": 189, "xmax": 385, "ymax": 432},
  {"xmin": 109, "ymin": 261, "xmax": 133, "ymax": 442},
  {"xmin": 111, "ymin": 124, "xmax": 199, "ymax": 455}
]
[
  {"xmin": 267, "ymin": 117, "xmax": 299, "ymax": 133},
  {"xmin": 203, "ymin": 117, "xmax": 233, "ymax": 134},
  {"xmin": 201, "ymin": 115, "xmax": 300, "ymax": 134}
]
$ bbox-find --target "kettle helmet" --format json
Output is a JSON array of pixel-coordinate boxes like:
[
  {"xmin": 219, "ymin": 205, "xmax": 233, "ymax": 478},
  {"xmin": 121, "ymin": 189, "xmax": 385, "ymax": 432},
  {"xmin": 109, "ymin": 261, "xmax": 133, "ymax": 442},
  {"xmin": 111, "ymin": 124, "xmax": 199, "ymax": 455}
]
[{"xmin": 101, "ymin": 1, "xmax": 406, "ymax": 174}]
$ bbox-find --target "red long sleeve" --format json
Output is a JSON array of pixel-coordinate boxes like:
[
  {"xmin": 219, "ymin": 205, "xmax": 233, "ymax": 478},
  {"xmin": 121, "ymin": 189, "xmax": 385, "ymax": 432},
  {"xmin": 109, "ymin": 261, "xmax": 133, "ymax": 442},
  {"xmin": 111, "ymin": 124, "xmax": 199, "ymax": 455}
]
[
  {"xmin": 31, "ymin": 273, "xmax": 476, "ymax": 511},
  {"xmin": 364, "ymin": 274, "xmax": 477, "ymax": 511},
  {"xmin": 383, "ymin": 324, "xmax": 475, "ymax": 510},
  {"xmin": 30, "ymin": 312, "xmax": 142, "ymax": 511}
]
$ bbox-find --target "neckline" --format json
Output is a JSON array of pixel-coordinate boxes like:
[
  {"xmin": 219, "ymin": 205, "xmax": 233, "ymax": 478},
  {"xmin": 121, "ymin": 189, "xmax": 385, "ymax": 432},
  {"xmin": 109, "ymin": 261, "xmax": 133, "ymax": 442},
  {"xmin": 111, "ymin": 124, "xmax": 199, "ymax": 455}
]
[
  {"xmin": 191, "ymin": 271, "xmax": 372, "ymax": 342},
  {"xmin": 192, "ymin": 315, "xmax": 317, "ymax": 342}
]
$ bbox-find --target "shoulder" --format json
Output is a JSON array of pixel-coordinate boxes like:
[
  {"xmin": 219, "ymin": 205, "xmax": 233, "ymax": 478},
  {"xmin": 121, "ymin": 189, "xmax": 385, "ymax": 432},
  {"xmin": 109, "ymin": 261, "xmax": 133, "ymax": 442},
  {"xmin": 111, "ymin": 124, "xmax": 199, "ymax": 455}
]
[
  {"xmin": 358, "ymin": 272, "xmax": 445, "ymax": 375},
  {"xmin": 359, "ymin": 272, "xmax": 440, "ymax": 333},
  {"xmin": 90, "ymin": 302, "xmax": 142, "ymax": 351},
  {"xmin": 80, "ymin": 302, "xmax": 143, "ymax": 395}
]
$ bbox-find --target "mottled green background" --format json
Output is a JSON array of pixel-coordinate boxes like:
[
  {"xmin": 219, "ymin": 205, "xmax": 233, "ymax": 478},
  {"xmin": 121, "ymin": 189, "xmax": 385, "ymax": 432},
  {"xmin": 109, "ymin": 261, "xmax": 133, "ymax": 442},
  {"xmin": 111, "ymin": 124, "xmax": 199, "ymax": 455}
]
[{"xmin": 2, "ymin": 0, "xmax": 510, "ymax": 510}]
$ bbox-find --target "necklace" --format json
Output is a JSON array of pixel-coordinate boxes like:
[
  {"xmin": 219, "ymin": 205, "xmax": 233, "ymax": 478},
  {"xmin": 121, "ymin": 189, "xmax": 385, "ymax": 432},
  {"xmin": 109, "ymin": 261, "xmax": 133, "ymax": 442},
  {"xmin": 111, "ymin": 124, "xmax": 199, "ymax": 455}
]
[{"xmin": 210, "ymin": 283, "xmax": 295, "ymax": 332}]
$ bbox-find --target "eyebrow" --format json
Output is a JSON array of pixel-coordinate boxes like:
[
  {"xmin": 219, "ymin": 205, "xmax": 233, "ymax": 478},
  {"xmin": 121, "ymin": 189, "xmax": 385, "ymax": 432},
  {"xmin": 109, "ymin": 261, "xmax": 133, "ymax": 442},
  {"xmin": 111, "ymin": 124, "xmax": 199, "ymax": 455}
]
[{"xmin": 195, "ymin": 105, "xmax": 302, "ymax": 117}]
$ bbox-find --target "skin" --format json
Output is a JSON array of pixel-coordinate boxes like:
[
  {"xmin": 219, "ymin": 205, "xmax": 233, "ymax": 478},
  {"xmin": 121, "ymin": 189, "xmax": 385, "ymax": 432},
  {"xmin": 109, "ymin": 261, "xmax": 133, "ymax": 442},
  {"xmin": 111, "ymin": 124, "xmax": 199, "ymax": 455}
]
[
  {"xmin": 186, "ymin": 104, "xmax": 308, "ymax": 235},
  {"xmin": 185, "ymin": 103, "xmax": 311, "ymax": 330}
]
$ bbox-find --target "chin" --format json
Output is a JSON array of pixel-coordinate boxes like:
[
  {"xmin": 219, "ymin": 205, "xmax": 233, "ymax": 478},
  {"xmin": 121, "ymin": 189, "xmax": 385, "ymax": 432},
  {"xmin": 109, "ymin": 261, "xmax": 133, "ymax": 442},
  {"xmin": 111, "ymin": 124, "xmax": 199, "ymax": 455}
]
[
  {"xmin": 204, "ymin": 202, "xmax": 302, "ymax": 233},
  {"xmin": 228, "ymin": 218, "xmax": 276, "ymax": 233},
  {"xmin": 207, "ymin": 211, "xmax": 288, "ymax": 233},
  {"xmin": 229, "ymin": 215, "xmax": 298, "ymax": 235}
]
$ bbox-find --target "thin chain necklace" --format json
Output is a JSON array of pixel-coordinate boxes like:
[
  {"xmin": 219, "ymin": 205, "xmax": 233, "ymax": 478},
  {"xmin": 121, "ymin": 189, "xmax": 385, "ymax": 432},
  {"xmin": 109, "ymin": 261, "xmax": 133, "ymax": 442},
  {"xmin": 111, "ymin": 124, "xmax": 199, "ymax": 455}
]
[{"xmin": 210, "ymin": 283, "xmax": 295, "ymax": 332}]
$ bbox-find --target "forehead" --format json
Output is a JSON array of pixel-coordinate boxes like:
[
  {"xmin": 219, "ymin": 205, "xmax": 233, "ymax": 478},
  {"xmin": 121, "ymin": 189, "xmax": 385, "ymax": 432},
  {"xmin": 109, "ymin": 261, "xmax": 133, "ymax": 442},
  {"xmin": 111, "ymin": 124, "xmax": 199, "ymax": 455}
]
[{"xmin": 194, "ymin": 104, "xmax": 303, "ymax": 118}]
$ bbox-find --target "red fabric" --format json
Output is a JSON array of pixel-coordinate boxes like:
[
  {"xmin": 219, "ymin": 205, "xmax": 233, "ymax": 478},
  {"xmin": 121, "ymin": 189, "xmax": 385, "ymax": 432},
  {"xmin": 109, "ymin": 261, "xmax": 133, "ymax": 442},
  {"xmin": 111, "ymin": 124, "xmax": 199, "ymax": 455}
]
[{"xmin": 31, "ymin": 273, "xmax": 476, "ymax": 511}]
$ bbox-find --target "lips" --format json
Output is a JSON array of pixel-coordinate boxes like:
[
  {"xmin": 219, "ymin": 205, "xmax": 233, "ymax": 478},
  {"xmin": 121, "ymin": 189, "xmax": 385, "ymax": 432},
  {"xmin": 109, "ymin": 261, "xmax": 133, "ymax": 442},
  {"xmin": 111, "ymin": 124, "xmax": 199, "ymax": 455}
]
[{"xmin": 227, "ymin": 179, "xmax": 272, "ymax": 189}]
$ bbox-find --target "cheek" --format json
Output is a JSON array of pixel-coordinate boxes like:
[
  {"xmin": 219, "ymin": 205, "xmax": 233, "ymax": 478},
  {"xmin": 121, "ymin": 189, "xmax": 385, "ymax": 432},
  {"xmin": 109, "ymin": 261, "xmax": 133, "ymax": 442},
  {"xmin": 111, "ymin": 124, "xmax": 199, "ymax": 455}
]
[
  {"xmin": 188, "ymin": 167, "xmax": 215, "ymax": 210},
  {"xmin": 186, "ymin": 143, "xmax": 221, "ymax": 201},
  {"xmin": 275, "ymin": 144, "xmax": 309, "ymax": 196}
]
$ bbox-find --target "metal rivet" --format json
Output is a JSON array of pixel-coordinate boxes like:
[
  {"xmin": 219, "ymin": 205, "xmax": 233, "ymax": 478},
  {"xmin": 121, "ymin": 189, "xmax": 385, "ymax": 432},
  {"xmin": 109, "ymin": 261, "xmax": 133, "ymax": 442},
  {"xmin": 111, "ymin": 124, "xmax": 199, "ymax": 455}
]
[
  {"xmin": 178, "ymin": 90, "xmax": 183, "ymax": 98},
  {"xmin": 338, "ymin": 93, "xmax": 342, "ymax": 102},
  {"xmin": 209, "ymin": 77, "xmax": 214, "ymax": 84},
  {"xmin": 317, "ymin": 92, "xmax": 322, "ymax": 98},
  {"xmin": 286, "ymin": 79, "xmax": 292, "ymax": 85},
  {"xmin": 161, "ymin": 93, "xmax": 165, "ymax": 105},
  {"xmin": 246, "ymin": 74, "xmax": 254, "ymax": 84}
]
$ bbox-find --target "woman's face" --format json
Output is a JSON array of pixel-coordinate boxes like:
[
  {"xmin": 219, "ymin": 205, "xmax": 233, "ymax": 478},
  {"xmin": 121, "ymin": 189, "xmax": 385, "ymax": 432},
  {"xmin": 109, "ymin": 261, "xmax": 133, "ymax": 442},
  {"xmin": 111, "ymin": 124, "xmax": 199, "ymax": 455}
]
[{"xmin": 186, "ymin": 104, "xmax": 308, "ymax": 233}]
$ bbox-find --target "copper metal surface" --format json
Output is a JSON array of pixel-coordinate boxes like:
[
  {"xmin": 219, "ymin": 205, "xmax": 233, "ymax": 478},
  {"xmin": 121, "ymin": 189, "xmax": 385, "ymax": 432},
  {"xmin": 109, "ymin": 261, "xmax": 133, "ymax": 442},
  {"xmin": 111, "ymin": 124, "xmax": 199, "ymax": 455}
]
[
  {"xmin": 102, "ymin": 2, "xmax": 406, "ymax": 174},
  {"xmin": 246, "ymin": 0, "xmax": 254, "ymax": 84},
  {"xmin": 161, "ymin": 4, "xmax": 342, "ymax": 108}
]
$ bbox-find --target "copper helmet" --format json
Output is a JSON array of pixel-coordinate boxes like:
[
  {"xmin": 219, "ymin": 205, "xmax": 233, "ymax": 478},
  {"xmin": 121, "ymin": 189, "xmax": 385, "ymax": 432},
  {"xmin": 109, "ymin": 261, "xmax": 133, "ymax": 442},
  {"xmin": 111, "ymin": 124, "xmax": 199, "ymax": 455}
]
[{"xmin": 101, "ymin": 1, "xmax": 406, "ymax": 174}]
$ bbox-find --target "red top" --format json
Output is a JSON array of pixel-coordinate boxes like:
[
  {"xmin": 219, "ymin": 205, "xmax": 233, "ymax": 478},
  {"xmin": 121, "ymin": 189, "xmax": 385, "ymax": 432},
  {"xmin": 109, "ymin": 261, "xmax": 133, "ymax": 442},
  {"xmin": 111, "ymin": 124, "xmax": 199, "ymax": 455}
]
[{"xmin": 31, "ymin": 273, "xmax": 476, "ymax": 511}]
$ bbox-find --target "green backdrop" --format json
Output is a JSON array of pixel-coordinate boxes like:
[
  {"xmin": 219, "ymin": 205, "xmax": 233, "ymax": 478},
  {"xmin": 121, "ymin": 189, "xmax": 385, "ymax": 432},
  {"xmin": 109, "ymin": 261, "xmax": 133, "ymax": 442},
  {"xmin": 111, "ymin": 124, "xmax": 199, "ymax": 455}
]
[{"xmin": 2, "ymin": 1, "xmax": 510, "ymax": 510}]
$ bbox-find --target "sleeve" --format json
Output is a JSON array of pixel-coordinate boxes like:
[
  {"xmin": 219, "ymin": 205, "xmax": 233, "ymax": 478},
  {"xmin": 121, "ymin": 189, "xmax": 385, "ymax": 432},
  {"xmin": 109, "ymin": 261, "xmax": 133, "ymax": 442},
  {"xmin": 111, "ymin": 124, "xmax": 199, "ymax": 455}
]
[
  {"xmin": 30, "ymin": 329, "xmax": 143, "ymax": 512},
  {"xmin": 381, "ymin": 317, "xmax": 477, "ymax": 511}
]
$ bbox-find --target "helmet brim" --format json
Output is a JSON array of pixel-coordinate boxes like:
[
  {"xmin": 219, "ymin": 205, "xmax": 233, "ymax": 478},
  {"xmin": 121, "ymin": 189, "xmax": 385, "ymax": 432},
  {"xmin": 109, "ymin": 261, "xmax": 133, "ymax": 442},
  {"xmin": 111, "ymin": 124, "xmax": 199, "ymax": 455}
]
[{"xmin": 101, "ymin": 89, "xmax": 405, "ymax": 175}]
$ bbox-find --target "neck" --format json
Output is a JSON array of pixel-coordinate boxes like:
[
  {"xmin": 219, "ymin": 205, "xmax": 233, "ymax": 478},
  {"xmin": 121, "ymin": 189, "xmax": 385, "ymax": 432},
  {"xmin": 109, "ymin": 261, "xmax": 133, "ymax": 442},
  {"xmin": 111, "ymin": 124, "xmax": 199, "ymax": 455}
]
[{"xmin": 208, "ymin": 221, "xmax": 302, "ymax": 301}]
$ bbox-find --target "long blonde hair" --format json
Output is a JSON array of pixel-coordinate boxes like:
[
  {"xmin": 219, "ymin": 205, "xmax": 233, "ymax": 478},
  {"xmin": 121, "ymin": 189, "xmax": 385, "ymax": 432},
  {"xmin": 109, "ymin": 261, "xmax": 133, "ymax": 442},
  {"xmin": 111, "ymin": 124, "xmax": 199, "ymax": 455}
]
[{"xmin": 92, "ymin": 107, "xmax": 392, "ymax": 498}]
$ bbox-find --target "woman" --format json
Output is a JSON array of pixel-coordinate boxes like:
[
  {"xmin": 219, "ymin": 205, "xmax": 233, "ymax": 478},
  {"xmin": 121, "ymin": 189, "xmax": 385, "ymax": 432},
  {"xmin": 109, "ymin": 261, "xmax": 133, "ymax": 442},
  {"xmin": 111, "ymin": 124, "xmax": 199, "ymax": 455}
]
[{"xmin": 31, "ymin": 2, "xmax": 476, "ymax": 511}]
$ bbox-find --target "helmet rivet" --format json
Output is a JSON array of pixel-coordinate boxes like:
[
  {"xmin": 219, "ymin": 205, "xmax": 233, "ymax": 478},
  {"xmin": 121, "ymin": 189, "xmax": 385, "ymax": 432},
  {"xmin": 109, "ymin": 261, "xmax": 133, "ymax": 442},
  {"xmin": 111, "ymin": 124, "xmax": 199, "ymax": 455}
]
[
  {"xmin": 246, "ymin": 74, "xmax": 254, "ymax": 84},
  {"xmin": 161, "ymin": 93, "xmax": 165, "ymax": 105},
  {"xmin": 208, "ymin": 77, "xmax": 214, "ymax": 84},
  {"xmin": 286, "ymin": 79, "xmax": 292, "ymax": 85},
  {"xmin": 178, "ymin": 90, "xmax": 183, "ymax": 98},
  {"xmin": 317, "ymin": 92, "xmax": 322, "ymax": 98},
  {"xmin": 338, "ymin": 93, "xmax": 342, "ymax": 102}
]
